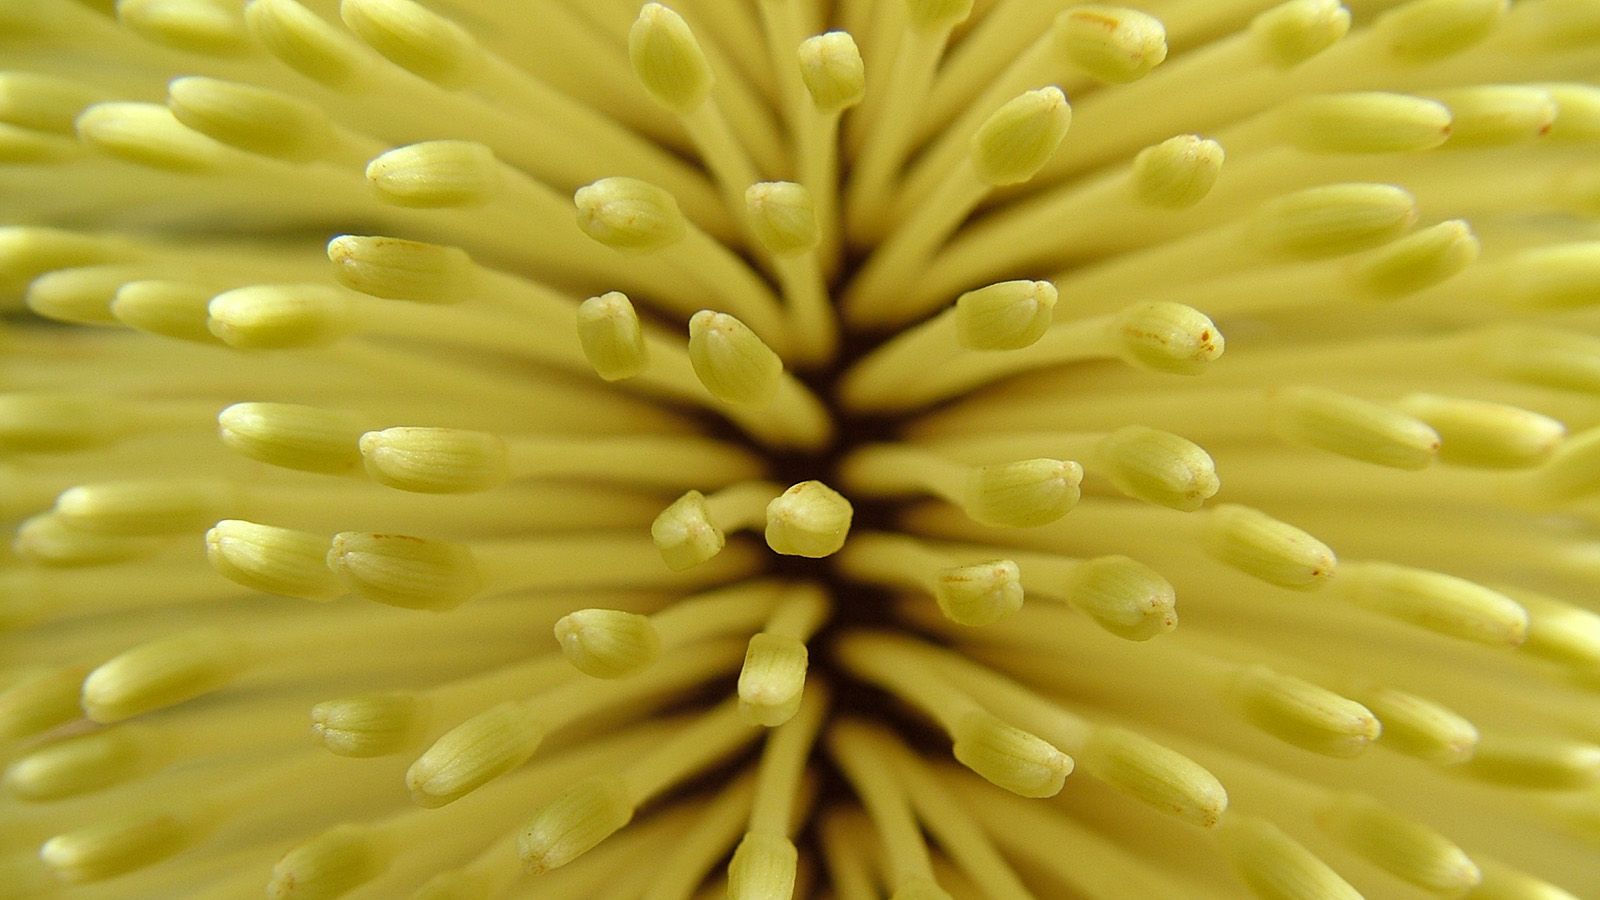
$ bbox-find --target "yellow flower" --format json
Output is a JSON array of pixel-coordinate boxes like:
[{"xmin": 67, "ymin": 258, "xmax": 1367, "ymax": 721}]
[{"xmin": 1, "ymin": 0, "xmax": 1598, "ymax": 897}]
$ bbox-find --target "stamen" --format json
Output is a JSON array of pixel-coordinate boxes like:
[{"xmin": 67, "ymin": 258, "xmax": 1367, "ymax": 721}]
[
  {"xmin": 517, "ymin": 699, "xmax": 761, "ymax": 873},
  {"xmin": 837, "ymin": 532, "xmax": 1024, "ymax": 627},
  {"xmin": 825, "ymin": 720, "xmax": 953, "ymax": 895},
  {"xmin": 629, "ymin": 4, "xmax": 767, "ymax": 225},
  {"xmin": 836, "ymin": 634, "xmax": 1071, "ymax": 797},
  {"xmin": 795, "ymin": 31, "xmax": 865, "ymax": 270},
  {"xmin": 574, "ymin": 177, "xmax": 789, "ymax": 346},
  {"xmin": 651, "ymin": 482, "xmax": 779, "ymax": 571},
  {"xmin": 728, "ymin": 684, "xmax": 827, "ymax": 897},
  {"xmin": 838, "ymin": 280, "xmax": 1057, "ymax": 410},
  {"xmin": 737, "ymin": 585, "xmax": 829, "ymax": 725},
  {"xmin": 1317, "ymin": 792, "xmax": 1482, "ymax": 893},
  {"xmin": 842, "ymin": 444, "xmax": 1081, "ymax": 527},
  {"xmin": 764, "ymin": 480, "xmax": 855, "ymax": 558},
  {"xmin": 745, "ymin": 181, "xmax": 838, "ymax": 364},
  {"xmin": 577, "ymin": 291, "xmax": 649, "ymax": 381},
  {"xmin": 405, "ymin": 640, "xmax": 744, "ymax": 806},
  {"xmin": 1219, "ymin": 815, "xmax": 1363, "ymax": 900},
  {"xmin": 844, "ymin": 86, "xmax": 1072, "ymax": 326},
  {"xmin": 1333, "ymin": 561, "xmax": 1529, "ymax": 646}
]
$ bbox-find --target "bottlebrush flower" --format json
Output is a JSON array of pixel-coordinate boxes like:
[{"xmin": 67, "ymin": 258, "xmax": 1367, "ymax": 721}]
[{"xmin": 1, "ymin": 0, "xmax": 1598, "ymax": 897}]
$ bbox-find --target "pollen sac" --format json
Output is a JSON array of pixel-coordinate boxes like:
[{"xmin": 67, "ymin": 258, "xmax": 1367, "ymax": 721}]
[
  {"xmin": 950, "ymin": 710, "xmax": 1072, "ymax": 798},
  {"xmin": 576, "ymin": 292, "xmax": 649, "ymax": 381},
  {"xmin": 965, "ymin": 458, "xmax": 1082, "ymax": 528},
  {"xmin": 518, "ymin": 776, "xmax": 635, "ymax": 875},
  {"xmin": 327, "ymin": 532, "xmax": 483, "ymax": 611},
  {"xmin": 554, "ymin": 609, "xmax": 663, "ymax": 678},
  {"xmin": 651, "ymin": 490, "xmax": 726, "ymax": 571},
  {"xmin": 765, "ymin": 481, "xmax": 854, "ymax": 558},
  {"xmin": 1055, "ymin": 6, "xmax": 1168, "ymax": 84},
  {"xmin": 737, "ymin": 633, "xmax": 809, "ymax": 726},
  {"xmin": 934, "ymin": 560, "xmax": 1024, "ymax": 626}
]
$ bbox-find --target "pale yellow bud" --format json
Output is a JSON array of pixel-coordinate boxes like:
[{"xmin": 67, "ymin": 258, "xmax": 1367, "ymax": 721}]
[
  {"xmin": 554, "ymin": 609, "xmax": 663, "ymax": 678},
  {"xmin": 1336, "ymin": 562, "xmax": 1528, "ymax": 647},
  {"xmin": 1270, "ymin": 386, "xmax": 1440, "ymax": 469},
  {"xmin": 1253, "ymin": 184, "xmax": 1418, "ymax": 259},
  {"xmin": 82, "ymin": 629, "xmax": 249, "ymax": 723},
  {"xmin": 577, "ymin": 292, "xmax": 650, "ymax": 381},
  {"xmin": 1354, "ymin": 686, "xmax": 1477, "ymax": 765},
  {"xmin": 1353, "ymin": 219, "xmax": 1479, "ymax": 297},
  {"xmin": 746, "ymin": 182, "xmax": 819, "ymax": 255},
  {"xmin": 341, "ymin": 0, "xmax": 477, "ymax": 86},
  {"xmin": 407, "ymin": 701, "xmax": 547, "ymax": 806},
  {"xmin": 1546, "ymin": 83, "xmax": 1600, "ymax": 142},
  {"xmin": 1229, "ymin": 665, "xmax": 1381, "ymax": 757},
  {"xmin": 738, "ymin": 632, "xmax": 809, "ymax": 727},
  {"xmin": 629, "ymin": 4, "xmax": 713, "ymax": 113},
  {"xmin": 1079, "ymin": 726, "xmax": 1228, "ymax": 827},
  {"xmin": 727, "ymin": 832, "xmax": 799, "ymax": 900},
  {"xmin": 41, "ymin": 812, "xmax": 193, "ymax": 884},
  {"xmin": 1395, "ymin": 393, "xmax": 1564, "ymax": 469},
  {"xmin": 246, "ymin": 0, "xmax": 363, "ymax": 86},
  {"xmin": 1200, "ymin": 504, "xmax": 1336, "ymax": 589},
  {"xmin": 765, "ymin": 480, "xmax": 854, "ymax": 557},
  {"xmin": 327, "ymin": 532, "xmax": 483, "ymax": 610},
  {"xmin": 950, "ymin": 709, "xmax": 1072, "ymax": 798},
  {"xmin": 1065, "ymin": 555, "xmax": 1177, "ymax": 641},
  {"xmin": 689, "ymin": 310, "xmax": 784, "ymax": 406},
  {"xmin": 1537, "ymin": 425, "xmax": 1600, "ymax": 500},
  {"xmin": 1280, "ymin": 92, "xmax": 1453, "ymax": 153},
  {"xmin": 367, "ymin": 141, "xmax": 500, "ymax": 208},
  {"xmin": 0, "ymin": 665, "xmax": 91, "ymax": 740},
  {"xmin": 1249, "ymin": 0, "xmax": 1351, "ymax": 68},
  {"xmin": 268, "ymin": 825, "xmax": 386, "ymax": 899},
  {"xmin": 167, "ymin": 76, "xmax": 333, "ymax": 160},
  {"xmin": 111, "ymin": 280, "xmax": 217, "ymax": 343},
  {"xmin": 574, "ymin": 176, "xmax": 687, "ymax": 252},
  {"xmin": 15, "ymin": 514, "xmax": 152, "ymax": 566},
  {"xmin": 651, "ymin": 490, "xmax": 727, "ymax": 571},
  {"xmin": 0, "ymin": 73, "xmax": 104, "ymax": 134},
  {"xmin": 360, "ymin": 427, "xmax": 509, "ymax": 493},
  {"xmin": 1464, "ymin": 734, "xmax": 1600, "ymax": 790},
  {"xmin": 1220, "ymin": 815, "xmax": 1362, "ymax": 900},
  {"xmin": 4, "ymin": 727, "xmax": 146, "ymax": 801},
  {"xmin": 206, "ymin": 519, "xmax": 342, "ymax": 601},
  {"xmin": 207, "ymin": 284, "xmax": 356, "ymax": 349},
  {"xmin": 954, "ymin": 280, "xmax": 1057, "ymax": 351},
  {"xmin": 118, "ymin": 0, "xmax": 248, "ymax": 54},
  {"xmin": 1112, "ymin": 301, "xmax": 1223, "ymax": 374},
  {"xmin": 1318, "ymin": 793, "xmax": 1482, "ymax": 892},
  {"xmin": 1501, "ymin": 242, "xmax": 1600, "ymax": 308},
  {"xmin": 75, "ymin": 102, "xmax": 221, "ymax": 171},
  {"xmin": 1055, "ymin": 7, "xmax": 1167, "ymax": 84},
  {"xmin": 328, "ymin": 235, "xmax": 473, "ymax": 303},
  {"xmin": 55, "ymin": 480, "xmax": 226, "ymax": 536},
  {"xmin": 970, "ymin": 88, "xmax": 1072, "ymax": 186},
  {"xmin": 311, "ymin": 692, "xmax": 422, "ymax": 758},
  {"xmin": 1516, "ymin": 589, "xmax": 1600, "ymax": 671},
  {"xmin": 964, "ymin": 458, "xmax": 1081, "ymax": 528},
  {"xmin": 798, "ymin": 32, "xmax": 865, "ymax": 113},
  {"xmin": 1095, "ymin": 426, "xmax": 1219, "ymax": 511},
  {"xmin": 1376, "ymin": 0, "xmax": 1506, "ymax": 61},
  {"xmin": 933, "ymin": 559, "xmax": 1024, "ymax": 626},
  {"xmin": 218, "ymin": 402, "xmax": 365, "ymax": 473},
  {"xmin": 1436, "ymin": 85, "xmax": 1556, "ymax": 146},
  {"xmin": 1131, "ymin": 135, "xmax": 1224, "ymax": 208},
  {"xmin": 518, "ymin": 776, "xmax": 635, "ymax": 874}
]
